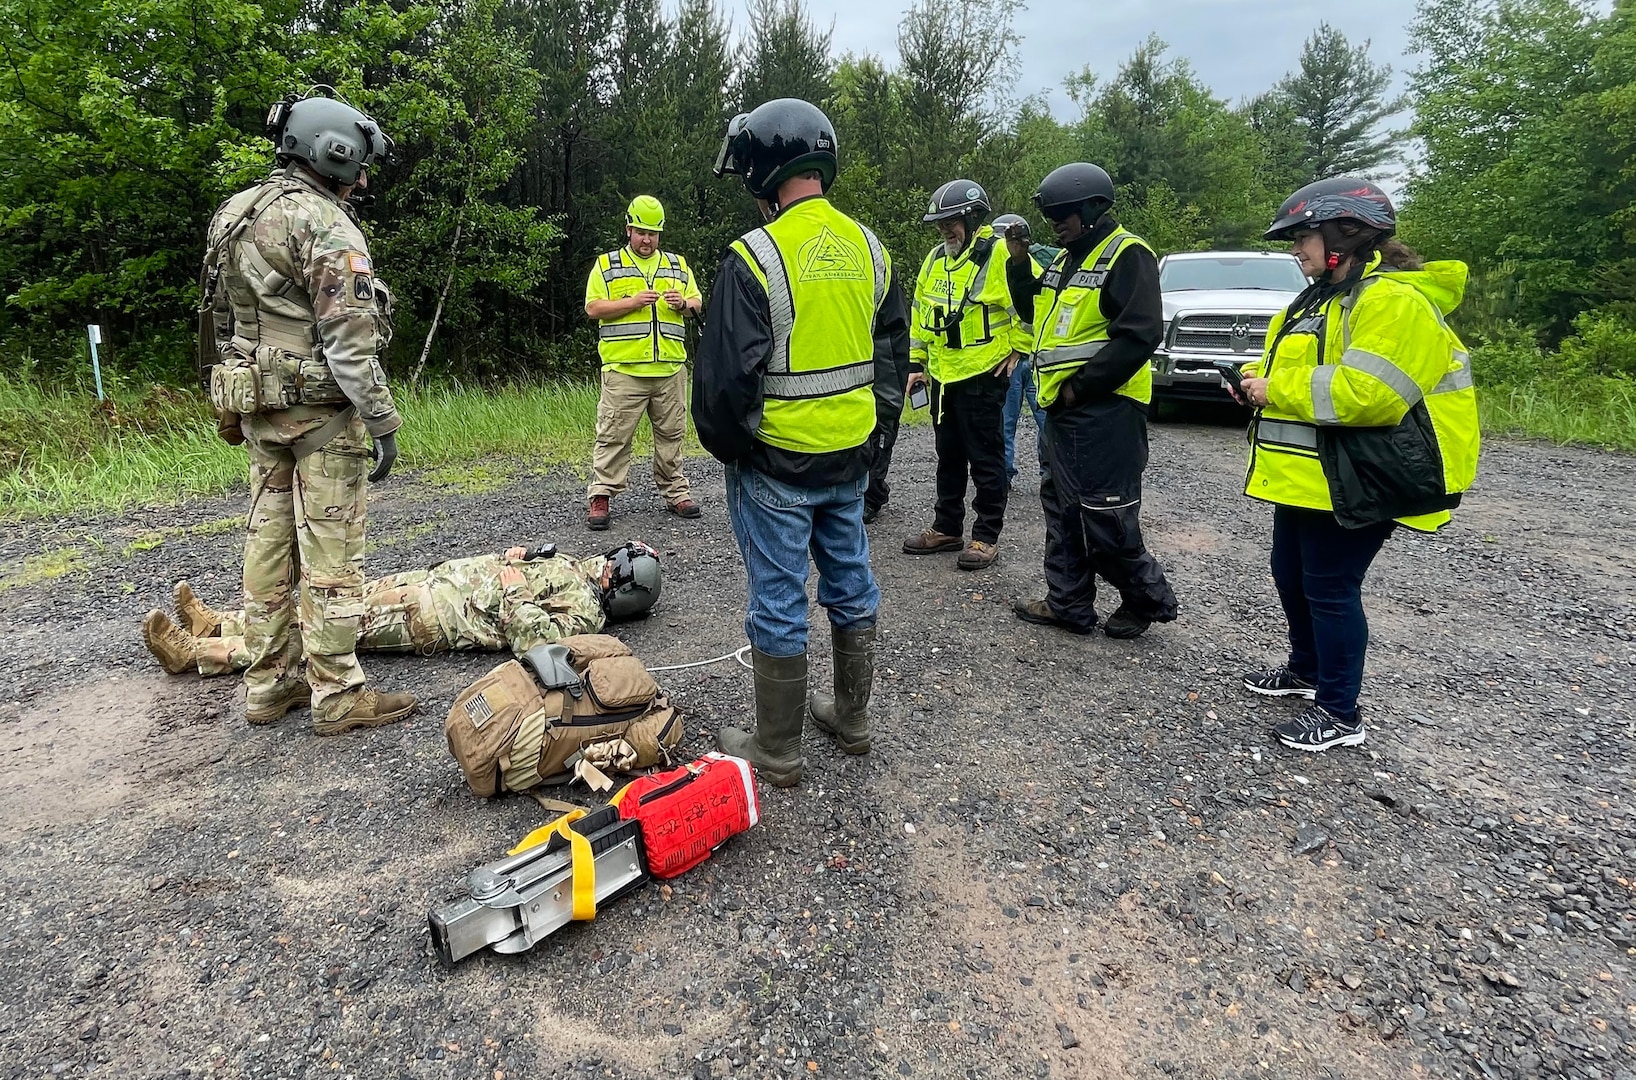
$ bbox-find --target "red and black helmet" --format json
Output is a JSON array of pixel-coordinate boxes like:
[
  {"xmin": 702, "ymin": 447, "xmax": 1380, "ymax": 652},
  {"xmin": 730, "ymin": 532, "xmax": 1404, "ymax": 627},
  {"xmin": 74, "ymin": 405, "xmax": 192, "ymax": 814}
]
[{"xmin": 1263, "ymin": 177, "xmax": 1396, "ymax": 242}]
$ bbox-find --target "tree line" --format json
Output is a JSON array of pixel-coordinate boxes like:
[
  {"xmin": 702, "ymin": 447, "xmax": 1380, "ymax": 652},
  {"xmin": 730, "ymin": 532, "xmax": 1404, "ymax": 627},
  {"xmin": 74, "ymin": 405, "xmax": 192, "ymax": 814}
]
[{"xmin": 0, "ymin": 0, "xmax": 1630, "ymax": 386}]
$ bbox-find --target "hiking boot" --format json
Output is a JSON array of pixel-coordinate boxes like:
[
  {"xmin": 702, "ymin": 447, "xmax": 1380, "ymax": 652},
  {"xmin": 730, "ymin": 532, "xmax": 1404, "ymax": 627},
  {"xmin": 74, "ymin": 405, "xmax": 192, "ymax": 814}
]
[
  {"xmin": 667, "ymin": 498, "xmax": 702, "ymax": 519},
  {"xmin": 903, "ymin": 528, "xmax": 963, "ymax": 555},
  {"xmin": 1274, "ymin": 703, "xmax": 1365, "ymax": 752},
  {"xmin": 143, "ymin": 610, "xmax": 200, "ymax": 675},
  {"xmin": 246, "ymin": 677, "xmax": 313, "ymax": 726},
  {"xmin": 717, "ymin": 649, "xmax": 807, "ymax": 787},
  {"xmin": 956, "ymin": 540, "xmax": 998, "ymax": 571},
  {"xmin": 173, "ymin": 581, "xmax": 223, "ymax": 637},
  {"xmin": 810, "ymin": 626, "xmax": 873, "ymax": 754},
  {"xmin": 1103, "ymin": 605, "xmax": 1153, "ymax": 639},
  {"xmin": 1011, "ymin": 598, "xmax": 1094, "ymax": 635},
  {"xmin": 862, "ymin": 502, "xmax": 884, "ymax": 525},
  {"xmin": 1242, "ymin": 665, "xmax": 1318, "ymax": 700},
  {"xmin": 587, "ymin": 495, "xmax": 611, "ymax": 531},
  {"xmin": 313, "ymin": 688, "xmax": 417, "ymax": 736}
]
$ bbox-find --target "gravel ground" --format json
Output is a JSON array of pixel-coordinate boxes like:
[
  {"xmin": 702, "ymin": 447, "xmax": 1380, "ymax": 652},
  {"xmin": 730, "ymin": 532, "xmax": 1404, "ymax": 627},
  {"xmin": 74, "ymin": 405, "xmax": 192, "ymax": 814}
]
[{"xmin": 1, "ymin": 414, "xmax": 1632, "ymax": 1080}]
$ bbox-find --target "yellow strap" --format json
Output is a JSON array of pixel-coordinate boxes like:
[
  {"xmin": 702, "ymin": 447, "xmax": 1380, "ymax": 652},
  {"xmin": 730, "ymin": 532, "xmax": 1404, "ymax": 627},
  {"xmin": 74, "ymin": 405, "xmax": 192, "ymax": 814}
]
[
  {"xmin": 609, "ymin": 780, "xmax": 635, "ymax": 809},
  {"xmin": 505, "ymin": 809, "xmax": 598, "ymax": 921}
]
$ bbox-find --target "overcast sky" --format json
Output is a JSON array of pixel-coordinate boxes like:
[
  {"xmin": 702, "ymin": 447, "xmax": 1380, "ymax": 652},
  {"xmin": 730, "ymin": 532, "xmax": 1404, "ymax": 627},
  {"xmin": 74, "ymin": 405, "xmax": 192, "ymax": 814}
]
[{"xmin": 781, "ymin": 0, "xmax": 1423, "ymax": 113}]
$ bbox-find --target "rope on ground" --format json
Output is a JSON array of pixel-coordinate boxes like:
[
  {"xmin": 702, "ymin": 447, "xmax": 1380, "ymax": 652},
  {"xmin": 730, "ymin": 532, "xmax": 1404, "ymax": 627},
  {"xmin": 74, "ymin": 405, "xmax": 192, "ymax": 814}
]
[{"xmin": 647, "ymin": 644, "xmax": 753, "ymax": 673}]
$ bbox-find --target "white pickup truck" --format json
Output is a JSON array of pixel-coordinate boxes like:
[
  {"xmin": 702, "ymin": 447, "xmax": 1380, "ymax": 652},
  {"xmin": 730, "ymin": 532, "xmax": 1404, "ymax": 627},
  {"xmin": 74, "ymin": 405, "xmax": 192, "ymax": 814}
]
[{"xmin": 1151, "ymin": 250, "xmax": 1307, "ymax": 412}]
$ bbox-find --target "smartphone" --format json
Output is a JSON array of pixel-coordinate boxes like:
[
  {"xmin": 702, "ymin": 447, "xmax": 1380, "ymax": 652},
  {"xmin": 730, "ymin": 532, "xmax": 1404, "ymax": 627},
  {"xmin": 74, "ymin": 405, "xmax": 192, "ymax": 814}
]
[
  {"xmin": 909, "ymin": 383, "xmax": 930, "ymax": 410},
  {"xmin": 1213, "ymin": 360, "xmax": 1246, "ymax": 395}
]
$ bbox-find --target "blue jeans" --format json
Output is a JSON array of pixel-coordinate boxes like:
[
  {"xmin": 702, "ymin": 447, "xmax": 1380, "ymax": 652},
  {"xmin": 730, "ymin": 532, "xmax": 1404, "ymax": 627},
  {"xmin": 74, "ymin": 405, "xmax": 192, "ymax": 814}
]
[
  {"xmin": 1003, "ymin": 359, "xmax": 1047, "ymax": 481},
  {"xmin": 1270, "ymin": 505, "xmax": 1397, "ymax": 719},
  {"xmin": 724, "ymin": 463, "xmax": 880, "ymax": 657}
]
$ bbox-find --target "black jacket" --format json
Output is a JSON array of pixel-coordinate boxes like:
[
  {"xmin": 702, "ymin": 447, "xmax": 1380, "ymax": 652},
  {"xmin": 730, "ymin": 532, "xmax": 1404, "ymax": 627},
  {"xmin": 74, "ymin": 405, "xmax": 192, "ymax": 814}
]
[
  {"xmin": 1006, "ymin": 215, "xmax": 1164, "ymax": 408},
  {"xmin": 693, "ymin": 219, "xmax": 911, "ymax": 488}
]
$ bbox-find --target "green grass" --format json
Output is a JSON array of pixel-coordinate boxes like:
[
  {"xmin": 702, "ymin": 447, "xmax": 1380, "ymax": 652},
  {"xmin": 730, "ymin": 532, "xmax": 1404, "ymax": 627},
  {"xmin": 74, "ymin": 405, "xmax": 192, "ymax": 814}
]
[
  {"xmin": 1476, "ymin": 377, "xmax": 1636, "ymax": 452},
  {"xmin": 0, "ymin": 379, "xmax": 663, "ymax": 518}
]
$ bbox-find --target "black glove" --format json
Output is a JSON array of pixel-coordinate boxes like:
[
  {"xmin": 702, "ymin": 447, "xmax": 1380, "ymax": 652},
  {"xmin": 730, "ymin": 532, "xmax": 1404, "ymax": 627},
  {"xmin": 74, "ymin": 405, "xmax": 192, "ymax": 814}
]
[{"xmin": 368, "ymin": 432, "xmax": 398, "ymax": 482}]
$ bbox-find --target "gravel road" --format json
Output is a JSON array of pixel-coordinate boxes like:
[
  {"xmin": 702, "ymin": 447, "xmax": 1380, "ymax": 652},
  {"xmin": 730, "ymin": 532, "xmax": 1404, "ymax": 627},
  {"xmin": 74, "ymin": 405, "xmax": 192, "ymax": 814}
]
[{"xmin": 1, "ymin": 414, "xmax": 1632, "ymax": 1080}]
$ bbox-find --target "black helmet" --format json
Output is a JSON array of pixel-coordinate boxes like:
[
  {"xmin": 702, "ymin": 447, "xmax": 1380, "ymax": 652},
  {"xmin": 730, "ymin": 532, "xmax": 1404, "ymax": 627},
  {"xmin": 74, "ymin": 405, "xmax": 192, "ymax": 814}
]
[
  {"xmin": 923, "ymin": 179, "xmax": 991, "ymax": 230},
  {"xmin": 1264, "ymin": 177, "xmax": 1396, "ymax": 241},
  {"xmin": 990, "ymin": 213, "xmax": 1029, "ymax": 242},
  {"xmin": 713, "ymin": 98, "xmax": 838, "ymax": 200},
  {"xmin": 1033, "ymin": 163, "xmax": 1115, "ymax": 223},
  {"xmin": 600, "ymin": 541, "xmax": 661, "ymax": 622}
]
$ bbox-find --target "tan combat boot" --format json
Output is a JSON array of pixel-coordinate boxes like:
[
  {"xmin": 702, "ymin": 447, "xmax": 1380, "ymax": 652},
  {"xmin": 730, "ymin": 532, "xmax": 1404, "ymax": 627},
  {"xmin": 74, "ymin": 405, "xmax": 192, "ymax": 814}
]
[
  {"xmin": 143, "ymin": 610, "xmax": 201, "ymax": 675},
  {"xmin": 173, "ymin": 581, "xmax": 224, "ymax": 637},
  {"xmin": 314, "ymin": 688, "xmax": 418, "ymax": 736},
  {"xmin": 246, "ymin": 678, "xmax": 313, "ymax": 725}
]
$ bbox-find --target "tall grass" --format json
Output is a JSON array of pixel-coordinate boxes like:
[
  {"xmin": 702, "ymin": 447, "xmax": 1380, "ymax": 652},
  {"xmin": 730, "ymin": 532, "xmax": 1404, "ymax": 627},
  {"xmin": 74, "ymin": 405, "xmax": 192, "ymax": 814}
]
[
  {"xmin": 0, "ymin": 379, "xmax": 653, "ymax": 519},
  {"xmin": 1476, "ymin": 377, "xmax": 1636, "ymax": 452}
]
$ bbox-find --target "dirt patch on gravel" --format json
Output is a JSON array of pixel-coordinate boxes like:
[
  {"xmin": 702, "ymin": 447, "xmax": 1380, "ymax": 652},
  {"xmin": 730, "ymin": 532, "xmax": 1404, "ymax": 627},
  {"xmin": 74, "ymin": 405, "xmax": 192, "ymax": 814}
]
[{"xmin": 0, "ymin": 420, "xmax": 1632, "ymax": 1079}]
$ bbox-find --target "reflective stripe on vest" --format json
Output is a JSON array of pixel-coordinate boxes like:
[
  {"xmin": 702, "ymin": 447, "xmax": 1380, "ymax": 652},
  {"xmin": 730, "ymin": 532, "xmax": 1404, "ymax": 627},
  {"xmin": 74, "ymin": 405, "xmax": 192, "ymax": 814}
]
[
  {"xmin": 594, "ymin": 248, "xmax": 688, "ymax": 368},
  {"xmin": 1254, "ymin": 418, "xmax": 1319, "ymax": 451},
  {"xmin": 1029, "ymin": 230, "xmax": 1152, "ymax": 407}
]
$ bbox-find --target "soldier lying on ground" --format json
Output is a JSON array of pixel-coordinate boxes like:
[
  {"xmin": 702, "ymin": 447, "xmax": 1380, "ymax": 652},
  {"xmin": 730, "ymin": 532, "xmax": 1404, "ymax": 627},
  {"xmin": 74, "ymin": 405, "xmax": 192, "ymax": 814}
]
[{"xmin": 142, "ymin": 542, "xmax": 662, "ymax": 678}]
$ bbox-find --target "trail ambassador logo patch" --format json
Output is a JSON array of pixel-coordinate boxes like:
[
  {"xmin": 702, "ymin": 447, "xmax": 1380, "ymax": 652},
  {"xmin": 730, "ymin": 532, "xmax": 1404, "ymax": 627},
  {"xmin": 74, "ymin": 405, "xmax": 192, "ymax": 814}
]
[{"xmin": 798, "ymin": 227, "xmax": 865, "ymax": 282}]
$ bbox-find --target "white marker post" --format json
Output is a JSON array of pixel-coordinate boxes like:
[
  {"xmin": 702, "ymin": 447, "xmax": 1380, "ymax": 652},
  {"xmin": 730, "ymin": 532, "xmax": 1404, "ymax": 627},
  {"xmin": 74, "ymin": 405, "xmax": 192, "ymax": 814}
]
[{"xmin": 86, "ymin": 323, "xmax": 105, "ymax": 401}]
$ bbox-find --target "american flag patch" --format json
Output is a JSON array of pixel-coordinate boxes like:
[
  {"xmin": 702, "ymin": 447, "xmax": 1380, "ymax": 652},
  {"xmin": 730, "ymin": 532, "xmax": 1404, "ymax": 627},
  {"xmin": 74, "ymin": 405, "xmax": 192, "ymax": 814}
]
[
  {"xmin": 464, "ymin": 692, "xmax": 494, "ymax": 729},
  {"xmin": 347, "ymin": 253, "xmax": 372, "ymax": 274}
]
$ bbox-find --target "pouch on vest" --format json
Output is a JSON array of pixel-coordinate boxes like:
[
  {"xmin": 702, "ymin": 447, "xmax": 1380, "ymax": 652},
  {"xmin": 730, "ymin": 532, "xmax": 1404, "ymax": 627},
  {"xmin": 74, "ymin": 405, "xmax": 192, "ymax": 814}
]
[
  {"xmin": 611, "ymin": 752, "xmax": 759, "ymax": 879},
  {"xmin": 208, "ymin": 351, "xmax": 264, "ymax": 416},
  {"xmin": 444, "ymin": 634, "xmax": 682, "ymax": 798}
]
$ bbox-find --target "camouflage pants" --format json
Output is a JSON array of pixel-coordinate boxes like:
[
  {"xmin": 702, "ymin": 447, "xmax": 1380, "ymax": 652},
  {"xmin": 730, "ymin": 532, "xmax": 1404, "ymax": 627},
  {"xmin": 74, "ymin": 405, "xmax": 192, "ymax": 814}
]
[
  {"xmin": 239, "ymin": 406, "xmax": 373, "ymax": 721},
  {"xmin": 197, "ymin": 572, "xmax": 447, "ymax": 677}
]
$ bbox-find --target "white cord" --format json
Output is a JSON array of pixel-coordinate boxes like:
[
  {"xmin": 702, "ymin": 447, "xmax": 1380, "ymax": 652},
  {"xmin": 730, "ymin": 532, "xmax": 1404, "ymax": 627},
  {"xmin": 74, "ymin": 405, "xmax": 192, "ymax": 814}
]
[{"xmin": 647, "ymin": 644, "xmax": 753, "ymax": 673}]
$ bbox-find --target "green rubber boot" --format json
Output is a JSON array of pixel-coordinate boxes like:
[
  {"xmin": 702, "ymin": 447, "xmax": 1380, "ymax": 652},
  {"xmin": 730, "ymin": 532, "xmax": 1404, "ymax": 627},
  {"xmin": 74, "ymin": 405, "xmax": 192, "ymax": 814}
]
[
  {"xmin": 717, "ymin": 648, "xmax": 807, "ymax": 788},
  {"xmin": 810, "ymin": 625, "xmax": 874, "ymax": 755}
]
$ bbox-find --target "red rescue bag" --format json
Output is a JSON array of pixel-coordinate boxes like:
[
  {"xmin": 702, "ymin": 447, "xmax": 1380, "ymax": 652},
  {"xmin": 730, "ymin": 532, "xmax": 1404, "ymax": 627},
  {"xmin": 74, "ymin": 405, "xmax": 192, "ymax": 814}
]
[{"xmin": 611, "ymin": 752, "xmax": 760, "ymax": 879}]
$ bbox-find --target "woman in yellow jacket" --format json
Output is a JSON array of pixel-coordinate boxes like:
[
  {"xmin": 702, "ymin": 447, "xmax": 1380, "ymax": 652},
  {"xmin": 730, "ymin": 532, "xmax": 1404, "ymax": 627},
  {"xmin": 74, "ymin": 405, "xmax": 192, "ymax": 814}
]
[{"xmin": 1233, "ymin": 178, "xmax": 1479, "ymax": 753}]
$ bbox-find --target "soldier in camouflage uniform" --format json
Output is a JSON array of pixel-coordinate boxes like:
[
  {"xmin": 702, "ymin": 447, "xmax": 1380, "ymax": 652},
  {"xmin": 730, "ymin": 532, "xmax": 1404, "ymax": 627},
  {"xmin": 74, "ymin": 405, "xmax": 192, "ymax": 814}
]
[
  {"xmin": 142, "ymin": 543, "xmax": 664, "ymax": 679},
  {"xmin": 201, "ymin": 91, "xmax": 412, "ymax": 735}
]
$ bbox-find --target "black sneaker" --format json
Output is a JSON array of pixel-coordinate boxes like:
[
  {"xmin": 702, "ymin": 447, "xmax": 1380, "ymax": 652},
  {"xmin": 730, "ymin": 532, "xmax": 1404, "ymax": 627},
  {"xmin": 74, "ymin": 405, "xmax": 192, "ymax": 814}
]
[
  {"xmin": 1274, "ymin": 704, "xmax": 1365, "ymax": 752},
  {"xmin": 863, "ymin": 502, "xmax": 883, "ymax": 524},
  {"xmin": 1242, "ymin": 665, "xmax": 1317, "ymax": 700}
]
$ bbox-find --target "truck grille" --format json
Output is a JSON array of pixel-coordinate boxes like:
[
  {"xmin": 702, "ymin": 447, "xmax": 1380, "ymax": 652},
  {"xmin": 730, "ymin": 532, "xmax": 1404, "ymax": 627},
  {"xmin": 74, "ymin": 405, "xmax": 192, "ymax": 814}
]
[{"xmin": 1171, "ymin": 313, "xmax": 1273, "ymax": 354}]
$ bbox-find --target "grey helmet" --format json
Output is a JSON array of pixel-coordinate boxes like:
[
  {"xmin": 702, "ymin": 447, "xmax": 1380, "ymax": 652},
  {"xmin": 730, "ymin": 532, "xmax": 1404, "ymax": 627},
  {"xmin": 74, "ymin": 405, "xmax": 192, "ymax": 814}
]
[
  {"xmin": 601, "ymin": 541, "xmax": 661, "ymax": 621},
  {"xmin": 990, "ymin": 213, "xmax": 1029, "ymax": 242},
  {"xmin": 268, "ymin": 91, "xmax": 392, "ymax": 186}
]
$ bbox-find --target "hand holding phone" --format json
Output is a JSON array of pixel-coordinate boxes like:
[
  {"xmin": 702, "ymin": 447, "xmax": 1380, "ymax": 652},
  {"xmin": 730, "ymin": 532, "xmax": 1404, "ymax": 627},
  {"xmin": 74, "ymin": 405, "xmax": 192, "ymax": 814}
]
[
  {"xmin": 1214, "ymin": 360, "xmax": 1247, "ymax": 404},
  {"xmin": 909, "ymin": 382, "xmax": 930, "ymax": 410}
]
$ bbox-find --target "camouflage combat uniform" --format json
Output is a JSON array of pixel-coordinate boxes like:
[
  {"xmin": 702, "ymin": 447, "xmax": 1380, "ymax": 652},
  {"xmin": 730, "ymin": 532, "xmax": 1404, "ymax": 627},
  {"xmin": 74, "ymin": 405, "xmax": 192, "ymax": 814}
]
[
  {"xmin": 190, "ymin": 553, "xmax": 610, "ymax": 677},
  {"xmin": 206, "ymin": 165, "xmax": 402, "ymax": 721}
]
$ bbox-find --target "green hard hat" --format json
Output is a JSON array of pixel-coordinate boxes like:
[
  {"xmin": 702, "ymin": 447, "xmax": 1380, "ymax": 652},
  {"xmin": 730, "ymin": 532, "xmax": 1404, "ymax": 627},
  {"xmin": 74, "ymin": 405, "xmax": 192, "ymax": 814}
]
[{"xmin": 625, "ymin": 195, "xmax": 666, "ymax": 232}]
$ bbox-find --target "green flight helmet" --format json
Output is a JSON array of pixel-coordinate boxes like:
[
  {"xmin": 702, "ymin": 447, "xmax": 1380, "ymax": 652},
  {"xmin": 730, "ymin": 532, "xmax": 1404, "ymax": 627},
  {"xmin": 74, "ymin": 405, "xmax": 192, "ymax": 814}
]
[
  {"xmin": 268, "ymin": 89, "xmax": 392, "ymax": 187},
  {"xmin": 602, "ymin": 541, "xmax": 661, "ymax": 621}
]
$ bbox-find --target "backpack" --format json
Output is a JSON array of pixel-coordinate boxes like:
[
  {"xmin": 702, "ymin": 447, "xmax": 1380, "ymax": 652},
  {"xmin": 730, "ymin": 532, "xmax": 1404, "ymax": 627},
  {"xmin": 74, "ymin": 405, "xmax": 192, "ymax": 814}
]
[{"xmin": 445, "ymin": 635, "xmax": 682, "ymax": 797}]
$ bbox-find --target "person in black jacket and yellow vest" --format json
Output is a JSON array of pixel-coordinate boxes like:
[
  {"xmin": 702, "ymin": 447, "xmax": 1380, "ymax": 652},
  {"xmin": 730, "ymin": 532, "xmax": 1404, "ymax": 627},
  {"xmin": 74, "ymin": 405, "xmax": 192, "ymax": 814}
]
[
  {"xmin": 1005, "ymin": 163, "xmax": 1179, "ymax": 639},
  {"xmin": 694, "ymin": 98, "xmax": 911, "ymax": 788},
  {"xmin": 1233, "ymin": 178, "xmax": 1479, "ymax": 753}
]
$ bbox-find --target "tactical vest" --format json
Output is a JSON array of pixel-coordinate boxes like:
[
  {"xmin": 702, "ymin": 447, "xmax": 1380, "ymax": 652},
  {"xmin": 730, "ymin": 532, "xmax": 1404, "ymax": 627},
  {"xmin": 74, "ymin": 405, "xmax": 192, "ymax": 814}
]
[
  {"xmin": 1029, "ymin": 228, "xmax": 1154, "ymax": 408},
  {"xmin": 201, "ymin": 175, "xmax": 354, "ymax": 416},
  {"xmin": 910, "ymin": 229, "xmax": 1017, "ymax": 384},
  {"xmin": 729, "ymin": 198, "xmax": 889, "ymax": 455},
  {"xmin": 593, "ymin": 247, "xmax": 690, "ymax": 375},
  {"xmin": 1246, "ymin": 263, "xmax": 1480, "ymax": 531}
]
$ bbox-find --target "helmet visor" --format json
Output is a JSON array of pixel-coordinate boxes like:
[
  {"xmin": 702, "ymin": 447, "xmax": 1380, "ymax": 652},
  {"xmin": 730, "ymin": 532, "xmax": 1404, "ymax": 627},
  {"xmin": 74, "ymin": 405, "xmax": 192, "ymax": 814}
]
[{"xmin": 712, "ymin": 114, "xmax": 750, "ymax": 178}]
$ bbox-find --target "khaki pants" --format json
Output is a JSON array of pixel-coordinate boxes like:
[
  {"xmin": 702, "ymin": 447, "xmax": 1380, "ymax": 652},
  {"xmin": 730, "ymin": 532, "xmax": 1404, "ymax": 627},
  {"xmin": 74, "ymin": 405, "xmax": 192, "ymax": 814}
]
[
  {"xmin": 239, "ymin": 405, "xmax": 371, "ymax": 722},
  {"xmin": 589, "ymin": 367, "xmax": 691, "ymax": 503}
]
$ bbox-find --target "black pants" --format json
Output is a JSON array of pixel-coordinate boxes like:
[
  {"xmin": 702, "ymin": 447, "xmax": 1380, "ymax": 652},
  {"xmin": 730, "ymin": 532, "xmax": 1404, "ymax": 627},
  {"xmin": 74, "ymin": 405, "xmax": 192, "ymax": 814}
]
[
  {"xmin": 1040, "ymin": 395, "xmax": 1178, "ymax": 628},
  {"xmin": 931, "ymin": 374, "xmax": 1010, "ymax": 544},
  {"xmin": 1271, "ymin": 505, "xmax": 1395, "ymax": 718}
]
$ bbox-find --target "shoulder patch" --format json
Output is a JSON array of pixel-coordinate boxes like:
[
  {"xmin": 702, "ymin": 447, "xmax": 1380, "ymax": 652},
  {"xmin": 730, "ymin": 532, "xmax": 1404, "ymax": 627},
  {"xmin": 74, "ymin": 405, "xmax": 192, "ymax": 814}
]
[{"xmin": 348, "ymin": 253, "xmax": 372, "ymax": 274}]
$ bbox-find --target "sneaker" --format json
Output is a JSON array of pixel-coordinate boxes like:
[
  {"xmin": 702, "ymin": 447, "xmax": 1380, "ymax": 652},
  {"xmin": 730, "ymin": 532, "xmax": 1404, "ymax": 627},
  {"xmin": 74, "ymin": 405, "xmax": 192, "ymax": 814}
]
[
  {"xmin": 956, "ymin": 540, "xmax": 998, "ymax": 570},
  {"xmin": 1242, "ymin": 665, "xmax": 1318, "ymax": 700},
  {"xmin": 173, "ymin": 581, "xmax": 223, "ymax": 637},
  {"xmin": 587, "ymin": 495, "xmax": 611, "ymax": 531},
  {"xmin": 1011, "ymin": 598, "xmax": 1094, "ymax": 635},
  {"xmin": 246, "ymin": 677, "xmax": 313, "ymax": 726},
  {"xmin": 313, "ymin": 688, "xmax": 417, "ymax": 736},
  {"xmin": 862, "ymin": 502, "xmax": 884, "ymax": 525},
  {"xmin": 668, "ymin": 498, "xmax": 702, "ymax": 519},
  {"xmin": 903, "ymin": 528, "xmax": 964, "ymax": 555},
  {"xmin": 1274, "ymin": 704, "xmax": 1365, "ymax": 752},
  {"xmin": 142, "ymin": 610, "xmax": 200, "ymax": 675},
  {"xmin": 1103, "ymin": 605, "xmax": 1152, "ymax": 639}
]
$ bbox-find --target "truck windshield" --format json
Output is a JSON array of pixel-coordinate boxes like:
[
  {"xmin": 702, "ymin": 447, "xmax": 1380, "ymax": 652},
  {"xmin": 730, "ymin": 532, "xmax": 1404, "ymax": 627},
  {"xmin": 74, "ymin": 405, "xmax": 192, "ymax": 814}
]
[{"xmin": 1160, "ymin": 258, "xmax": 1307, "ymax": 292}]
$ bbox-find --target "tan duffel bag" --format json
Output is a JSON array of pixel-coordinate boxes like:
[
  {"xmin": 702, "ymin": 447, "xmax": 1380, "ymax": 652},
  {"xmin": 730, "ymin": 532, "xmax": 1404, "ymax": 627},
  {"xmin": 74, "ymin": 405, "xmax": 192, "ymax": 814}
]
[{"xmin": 445, "ymin": 635, "xmax": 682, "ymax": 796}]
